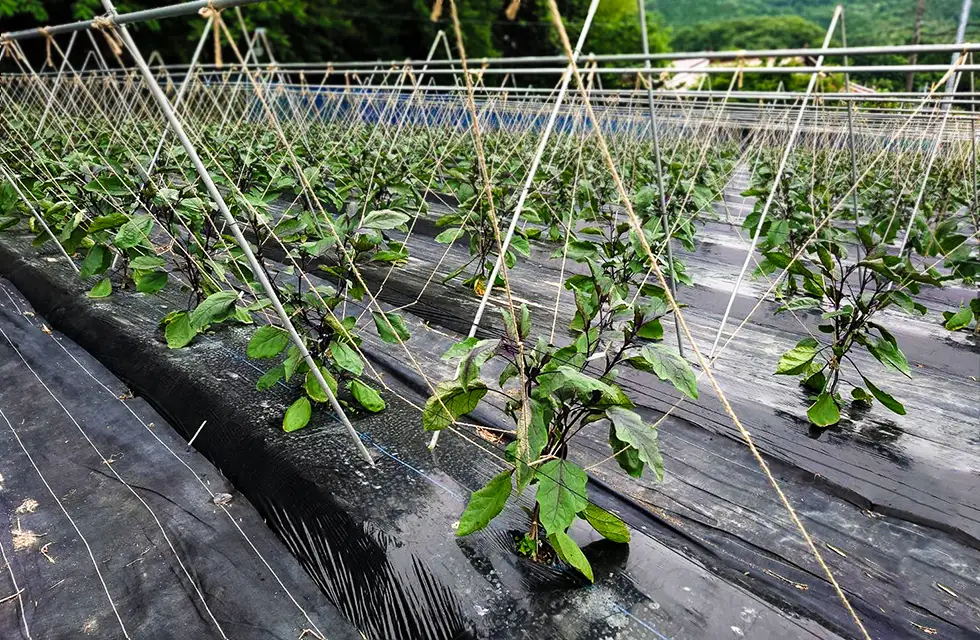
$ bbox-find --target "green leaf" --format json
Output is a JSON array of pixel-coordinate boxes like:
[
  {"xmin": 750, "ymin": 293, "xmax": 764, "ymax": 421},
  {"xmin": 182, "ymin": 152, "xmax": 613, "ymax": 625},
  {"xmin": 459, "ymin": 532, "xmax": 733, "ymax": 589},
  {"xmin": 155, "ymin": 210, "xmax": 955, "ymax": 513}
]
[
  {"xmin": 606, "ymin": 406, "xmax": 664, "ymax": 482},
  {"xmin": 511, "ymin": 235, "xmax": 531, "ymax": 257},
  {"xmin": 372, "ymin": 312, "xmax": 411, "ymax": 344},
  {"xmin": 349, "ymin": 379, "xmax": 385, "ymax": 412},
  {"xmin": 766, "ymin": 219, "xmax": 790, "ymax": 246},
  {"xmin": 129, "ymin": 255, "xmax": 166, "ymax": 270},
  {"xmin": 548, "ymin": 532, "xmax": 594, "ymax": 582},
  {"xmin": 434, "ymin": 227, "xmax": 465, "ymax": 243},
  {"xmin": 164, "ymin": 311, "xmax": 197, "ymax": 349},
  {"xmin": 638, "ymin": 345, "xmax": 698, "ymax": 399},
  {"xmin": 866, "ymin": 337, "xmax": 911, "ymax": 378},
  {"xmin": 190, "ymin": 290, "xmax": 238, "ymax": 330},
  {"xmin": 88, "ymin": 278, "xmax": 111, "ymax": 298},
  {"xmin": 609, "ymin": 425, "xmax": 644, "ymax": 478},
  {"xmin": 304, "ymin": 367, "xmax": 338, "ymax": 401},
  {"xmin": 329, "ymin": 340, "xmax": 363, "ymax": 376},
  {"xmin": 776, "ymin": 337, "xmax": 818, "ymax": 375},
  {"xmin": 422, "ymin": 381, "xmax": 488, "ymax": 431},
  {"xmin": 283, "ymin": 346, "xmax": 303, "ymax": 381},
  {"xmin": 87, "ymin": 213, "xmax": 129, "ymax": 232},
  {"xmin": 945, "ymin": 305, "xmax": 973, "ymax": 331},
  {"xmin": 80, "ymin": 245, "xmax": 111, "ymax": 277},
  {"xmin": 248, "ymin": 325, "xmax": 290, "ymax": 359},
  {"xmin": 535, "ymin": 459, "xmax": 588, "ymax": 536},
  {"xmin": 113, "ymin": 215, "xmax": 154, "ymax": 249},
  {"xmin": 636, "ymin": 318, "xmax": 663, "ymax": 340},
  {"xmin": 84, "ymin": 175, "xmax": 130, "ymax": 197},
  {"xmin": 442, "ymin": 337, "xmax": 480, "ymax": 360},
  {"xmin": 134, "ymin": 270, "xmax": 168, "ymax": 294},
  {"xmin": 807, "ymin": 393, "xmax": 840, "ymax": 427},
  {"xmin": 498, "ymin": 361, "xmax": 519, "ymax": 387},
  {"xmin": 283, "ymin": 396, "xmax": 312, "ymax": 432},
  {"xmin": 371, "ymin": 249, "xmax": 409, "ymax": 263},
  {"xmin": 456, "ymin": 470, "xmax": 513, "ymax": 536},
  {"xmin": 581, "ymin": 503, "xmax": 630, "ymax": 543},
  {"xmin": 361, "ymin": 209, "xmax": 410, "ymax": 230},
  {"xmin": 861, "ymin": 376, "xmax": 906, "ymax": 415},
  {"xmin": 851, "ymin": 387, "xmax": 872, "ymax": 403},
  {"xmin": 888, "ymin": 290, "xmax": 926, "ymax": 316},
  {"xmin": 256, "ymin": 365, "xmax": 285, "ymax": 391},
  {"xmin": 556, "ymin": 366, "xmax": 616, "ymax": 399},
  {"xmin": 775, "ymin": 297, "xmax": 822, "ymax": 313}
]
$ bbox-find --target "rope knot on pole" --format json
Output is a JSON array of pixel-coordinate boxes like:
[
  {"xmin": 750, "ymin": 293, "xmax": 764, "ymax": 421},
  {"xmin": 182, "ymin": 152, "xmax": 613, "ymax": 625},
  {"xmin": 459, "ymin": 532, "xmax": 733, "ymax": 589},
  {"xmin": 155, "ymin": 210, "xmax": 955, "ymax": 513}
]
[
  {"xmin": 198, "ymin": 2, "xmax": 224, "ymax": 69},
  {"xmin": 1, "ymin": 39, "xmax": 26, "ymax": 62},
  {"xmin": 38, "ymin": 27, "xmax": 54, "ymax": 68},
  {"xmin": 92, "ymin": 15, "xmax": 125, "ymax": 59}
]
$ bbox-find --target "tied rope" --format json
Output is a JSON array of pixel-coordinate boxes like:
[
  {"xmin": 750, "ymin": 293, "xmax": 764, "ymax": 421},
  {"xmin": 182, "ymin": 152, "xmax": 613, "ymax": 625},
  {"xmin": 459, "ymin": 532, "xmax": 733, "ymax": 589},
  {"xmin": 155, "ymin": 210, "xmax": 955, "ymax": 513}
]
[
  {"xmin": 199, "ymin": 1, "xmax": 224, "ymax": 69},
  {"xmin": 92, "ymin": 15, "xmax": 124, "ymax": 59},
  {"xmin": 1, "ymin": 39, "xmax": 26, "ymax": 63},
  {"xmin": 430, "ymin": 0, "xmax": 443, "ymax": 22},
  {"xmin": 505, "ymin": 0, "xmax": 521, "ymax": 21},
  {"xmin": 39, "ymin": 27, "xmax": 53, "ymax": 68}
]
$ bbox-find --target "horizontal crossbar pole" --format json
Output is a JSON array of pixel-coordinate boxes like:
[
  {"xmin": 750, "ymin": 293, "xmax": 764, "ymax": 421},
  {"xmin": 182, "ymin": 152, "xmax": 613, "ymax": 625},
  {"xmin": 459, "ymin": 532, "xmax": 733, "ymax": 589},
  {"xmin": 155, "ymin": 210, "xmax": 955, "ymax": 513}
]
[{"xmin": 0, "ymin": 0, "xmax": 264, "ymax": 43}]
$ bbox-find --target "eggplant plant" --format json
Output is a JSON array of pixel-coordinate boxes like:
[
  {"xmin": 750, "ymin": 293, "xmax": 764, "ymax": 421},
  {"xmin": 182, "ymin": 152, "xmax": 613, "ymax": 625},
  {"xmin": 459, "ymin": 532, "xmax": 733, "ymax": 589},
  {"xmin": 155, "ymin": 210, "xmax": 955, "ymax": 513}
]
[
  {"xmin": 242, "ymin": 191, "xmax": 414, "ymax": 430},
  {"xmin": 424, "ymin": 183, "xmax": 699, "ymax": 581},
  {"xmin": 766, "ymin": 178, "xmax": 947, "ymax": 427},
  {"xmin": 436, "ymin": 154, "xmax": 531, "ymax": 293}
]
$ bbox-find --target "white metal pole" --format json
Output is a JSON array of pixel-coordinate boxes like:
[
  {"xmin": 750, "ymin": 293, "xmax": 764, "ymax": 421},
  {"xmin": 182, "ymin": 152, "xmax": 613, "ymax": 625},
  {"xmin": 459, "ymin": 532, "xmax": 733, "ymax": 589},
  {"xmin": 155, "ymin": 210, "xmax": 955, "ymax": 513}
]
[
  {"xmin": 99, "ymin": 0, "xmax": 375, "ymax": 465},
  {"xmin": 34, "ymin": 31, "xmax": 79, "ymax": 136},
  {"xmin": 708, "ymin": 6, "xmax": 843, "ymax": 360},
  {"xmin": 143, "ymin": 16, "xmax": 214, "ymax": 181},
  {"xmin": 465, "ymin": 0, "xmax": 601, "ymax": 338},
  {"xmin": 638, "ymin": 0, "xmax": 684, "ymax": 356}
]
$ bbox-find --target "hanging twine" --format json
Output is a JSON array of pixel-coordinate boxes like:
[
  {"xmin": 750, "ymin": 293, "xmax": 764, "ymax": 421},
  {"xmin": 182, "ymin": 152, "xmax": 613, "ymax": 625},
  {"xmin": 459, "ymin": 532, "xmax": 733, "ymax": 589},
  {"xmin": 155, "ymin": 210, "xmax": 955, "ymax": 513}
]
[
  {"xmin": 92, "ymin": 15, "xmax": 124, "ymax": 58},
  {"xmin": 39, "ymin": 27, "xmax": 54, "ymax": 68},
  {"xmin": 504, "ymin": 0, "xmax": 521, "ymax": 21},
  {"xmin": 430, "ymin": 0, "xmax": 443, "ymax": 22},
  {"xmin": 198, "ymin": 1, "xmax": 224, "ymax": 68},
  {"xmin": 2, "ymin": 38, "xmax": 26, "ymax": 63}
]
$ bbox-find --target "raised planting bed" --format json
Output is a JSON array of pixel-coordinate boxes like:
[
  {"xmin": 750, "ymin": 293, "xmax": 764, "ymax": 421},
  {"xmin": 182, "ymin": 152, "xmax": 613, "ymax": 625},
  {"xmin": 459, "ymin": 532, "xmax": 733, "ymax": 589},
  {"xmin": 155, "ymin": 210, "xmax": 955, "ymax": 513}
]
[
  {"xmin": 0, "ymin": 277, "xmax": 359, "ymax": 640},
  {"xmin": 0, "ymin": 233, "xmax": 857, "ymax": 640}
]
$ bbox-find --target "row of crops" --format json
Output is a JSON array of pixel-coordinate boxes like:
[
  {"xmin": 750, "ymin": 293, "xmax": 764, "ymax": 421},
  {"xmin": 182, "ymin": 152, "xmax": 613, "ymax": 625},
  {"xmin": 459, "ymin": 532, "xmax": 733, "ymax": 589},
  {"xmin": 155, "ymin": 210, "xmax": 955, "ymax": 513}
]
[{"xmin": 1, "ymin": 75, "xmax": 978, "ymax": 580}]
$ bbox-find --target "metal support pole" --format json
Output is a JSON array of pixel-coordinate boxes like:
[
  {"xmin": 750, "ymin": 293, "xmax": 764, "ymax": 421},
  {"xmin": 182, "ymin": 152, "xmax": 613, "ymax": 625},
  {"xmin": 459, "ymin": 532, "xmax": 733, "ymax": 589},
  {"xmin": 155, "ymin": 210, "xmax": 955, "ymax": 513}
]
[
  {"xmin": 35, "ymin": 31, "xmax": 78, "ymax": 137},
  {"xmin": 265, "ymin": 42, "xmax": 980, "ymax": 72},
  {"xmin": 143, "ymin": 16, "xmax": 213, "ymax": 181},
  {"xmin": 98, "ymin": 0, "xmax": 375, "ymax": 465},
  {"xmin": 465, "ymin": 0, "xmax": 601, "ymax": 338},
  {"xmin": 416, "ymin": 29, "xmax": 448, "ymax": 87},
  {"xmin": 971, "ymin": 53, "xmax": 979, "ymax": 225},
  {"xmin": 841, "ymin": 10, "xmax": 860, "ymax": 219},
  {"xmin": 0, "ymin": 45, "xmax": 85, "ymax": 273},
  {"xmin": 639, "ymin": 0, "xmax": 684, "ymax": 356},
  {"xmin": 0, "ymin": 165, "xmax": 79, "ymax": 273},
  {"xmin": 945, "ymin": 0, "xmax": 973, "ymax": 103},
  {"xmin": 432, "ymin": 0, "xmax": 601, "ymax": 451},
  {"xmin": 0, "ymin": 0, "xmax": 264, "ymax": 43},
  {"xmin": 708, "ymin": 6, "xmax": 843, "ymax": 360}
]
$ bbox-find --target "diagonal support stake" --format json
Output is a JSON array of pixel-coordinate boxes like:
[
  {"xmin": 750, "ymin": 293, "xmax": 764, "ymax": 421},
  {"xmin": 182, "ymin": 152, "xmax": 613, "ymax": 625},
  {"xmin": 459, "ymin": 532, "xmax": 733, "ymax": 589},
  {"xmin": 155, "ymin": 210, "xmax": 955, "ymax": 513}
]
[
  {"xmin": 638, "ymin": 0, "xmax": 684, "ymax": 357},
  {"xmin": 98, "ymin": 0, "xmax": 375, "ymax": 465}
]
